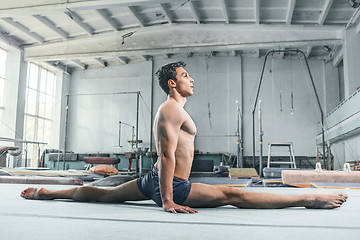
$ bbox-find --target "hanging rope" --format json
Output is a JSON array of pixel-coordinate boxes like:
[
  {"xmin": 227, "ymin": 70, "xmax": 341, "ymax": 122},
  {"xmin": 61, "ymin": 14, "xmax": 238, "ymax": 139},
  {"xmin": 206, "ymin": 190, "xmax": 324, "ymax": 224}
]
[
  {"xmin": 139, "ymin": 92, "xmax": 151, "ymax": 114},
  {"xmin": 194, "ymin": 53, "xmax": 212, "ymax": 130}
]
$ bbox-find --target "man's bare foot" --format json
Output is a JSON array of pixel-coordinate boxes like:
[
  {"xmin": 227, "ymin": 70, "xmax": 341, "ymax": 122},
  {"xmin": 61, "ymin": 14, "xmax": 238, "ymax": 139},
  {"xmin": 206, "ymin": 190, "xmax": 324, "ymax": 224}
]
[
  {"xmin": 305, "ymin": 193, "xmax": 348, "ymax": 209},
  {"xmin": 20, "ymin": 187, "xmax": 53, "ymax": 200}
]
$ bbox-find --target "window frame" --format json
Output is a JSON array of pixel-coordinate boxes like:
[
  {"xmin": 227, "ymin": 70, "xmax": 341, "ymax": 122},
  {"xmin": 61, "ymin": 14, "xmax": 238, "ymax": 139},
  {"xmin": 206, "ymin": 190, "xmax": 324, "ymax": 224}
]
[
  {"xmin": 0, "ymin": 47, "xmax": 7, "ymax": 108},
  {"xmin": 23, "ymin": 63, "xmax": 56, "ymax": 166}
]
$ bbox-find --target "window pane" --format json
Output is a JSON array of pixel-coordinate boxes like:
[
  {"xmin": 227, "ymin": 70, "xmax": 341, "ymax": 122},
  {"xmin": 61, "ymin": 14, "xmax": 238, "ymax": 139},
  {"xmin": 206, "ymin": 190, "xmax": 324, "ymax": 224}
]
[
  {"xmin": 0, "ymin": 48, "xmax": 6, "ymax": 79},
  {"xmin": 26, "ymin": 89, "xmax": 37, "ymax": 115},
  {"xmin": 40, "ymin": 68, "xmax": 47, "ymax": 93},
  {"xmin": 37, "ymin": 118, "xmax": 45, "ymax": 142},
  {"xmin": 23, "ymin": 62, "xmax": 57, "ymax": 167},
  {"xmin": 0, "ymin": 78, "xmax": 4, "ymax": 106},
  {"xmin": 46, "ymin": 72, "xmax": 55, "ymax": 96},
  {"xmin": 0, "ymin": 48, "xmax": 5, "ymax": 107},
  {"xmin": 38, "ymin": 93, "xmax": 46, "ymax": 117},
  {"xmin": 27, "ymin": 145, "xmax": 37, "ymax": 167},
  {"xmin": 44, "ymin": 120, "xmax": 52, "ymax": 144},
  {"xmin": 24, "ymin": 115, "xmax": 36, "ymax": 141},
  {"xmin": 45, "ymin": 95, "xmax": 54, "ymax": 119},
  {"xmin": 28, "ymin": 63, "xmax": 38, "ymax": 90}
]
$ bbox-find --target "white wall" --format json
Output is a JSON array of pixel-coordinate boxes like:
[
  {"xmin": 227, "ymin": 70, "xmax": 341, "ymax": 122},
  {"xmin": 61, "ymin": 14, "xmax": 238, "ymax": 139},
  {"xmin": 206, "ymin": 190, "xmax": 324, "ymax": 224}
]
[
  {"xmin": 67, "ymin": 55, "xmax": 338, "ymax": 159},
  {"xmin": 324, "ymin": 62, "xmax": 340, "ymax": 113},
  {"xmin": 67, "ymin": 62, "xmax": 152, "ymax": 153},
  {"xmin": 242, "ymin": 57, "xmax": 329, "ymax": 157},
  {"xmin": 328, "ymin": 25, "xmax": 360, "ymax": 168},
  {"xmin": 0, "ymin": 45, "xmax": 21, "ymax": 140},
  {"xmin": 0, "ymin": 45, "xmax": 344, "ymax": 168},
  {"xmin": 343, "ymin": 26, "xmax": 360, "ymax": 98},
  {"xmin": 153, "ymin": 56, "xmax": 242, "ymax": 154}
]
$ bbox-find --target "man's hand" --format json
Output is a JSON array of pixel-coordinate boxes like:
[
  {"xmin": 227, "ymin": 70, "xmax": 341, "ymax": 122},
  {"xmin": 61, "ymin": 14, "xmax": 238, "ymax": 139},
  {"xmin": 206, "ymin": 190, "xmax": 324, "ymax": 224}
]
[{"xmin": 163, "ymin": 201, "xmax": 198, "ymax": 214}]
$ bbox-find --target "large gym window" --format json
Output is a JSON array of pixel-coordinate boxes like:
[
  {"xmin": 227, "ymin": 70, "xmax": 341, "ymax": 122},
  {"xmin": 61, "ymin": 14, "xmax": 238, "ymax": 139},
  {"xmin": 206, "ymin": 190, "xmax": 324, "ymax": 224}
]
[
  {"xmin": 0, "ymin": 48, "xmax": 6, "ymax": 109},
  {"xmin": 23, "ymin": 63, "xmax": 56, "ymax": 167}
]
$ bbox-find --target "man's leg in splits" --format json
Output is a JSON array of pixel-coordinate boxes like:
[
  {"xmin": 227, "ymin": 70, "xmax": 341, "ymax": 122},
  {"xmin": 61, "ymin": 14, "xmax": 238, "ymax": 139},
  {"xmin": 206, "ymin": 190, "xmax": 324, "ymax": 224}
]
[
  {"xmin": 20, "ymin": 179, "xmax": 149, "ymax": 203},
  {"xmin": 183, "ymin": 183, "xmax": 348, "ymax": 209},
  {"xmin": 21, "ymin": 181, "xmax": 348, "ymax": 209}
]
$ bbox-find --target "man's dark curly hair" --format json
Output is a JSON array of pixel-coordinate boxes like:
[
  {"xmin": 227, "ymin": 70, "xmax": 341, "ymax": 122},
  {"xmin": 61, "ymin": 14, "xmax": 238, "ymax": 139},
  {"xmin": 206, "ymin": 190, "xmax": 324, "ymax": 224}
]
[{"xmin": 155, "ymin": 61, "xmax": 186, "ymax": 95}]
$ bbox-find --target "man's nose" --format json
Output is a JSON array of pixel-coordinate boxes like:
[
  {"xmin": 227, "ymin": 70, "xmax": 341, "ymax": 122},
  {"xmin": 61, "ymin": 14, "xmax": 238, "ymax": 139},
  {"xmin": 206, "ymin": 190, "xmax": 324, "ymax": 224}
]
[{"xmin": 190, "ymin": 77, "xmax": 194, "ymax": 83}]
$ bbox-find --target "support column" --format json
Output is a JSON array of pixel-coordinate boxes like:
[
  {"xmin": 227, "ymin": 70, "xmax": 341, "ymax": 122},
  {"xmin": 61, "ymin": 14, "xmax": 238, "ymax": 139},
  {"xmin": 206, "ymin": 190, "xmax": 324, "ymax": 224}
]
[
  {"xmin": 14, "ymin": 50, "xmax": 28, "ymax": 166},
  {"xmin": 343, "ymin": 27, "xmax": 360, "ymax": 98}
]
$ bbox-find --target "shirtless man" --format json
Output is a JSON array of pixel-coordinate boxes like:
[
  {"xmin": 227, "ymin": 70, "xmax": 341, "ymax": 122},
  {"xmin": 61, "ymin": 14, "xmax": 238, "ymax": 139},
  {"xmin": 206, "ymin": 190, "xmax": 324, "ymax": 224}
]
[{"xmin": 21, "ymin": 61, "xmax": 348, "ymax": 213}]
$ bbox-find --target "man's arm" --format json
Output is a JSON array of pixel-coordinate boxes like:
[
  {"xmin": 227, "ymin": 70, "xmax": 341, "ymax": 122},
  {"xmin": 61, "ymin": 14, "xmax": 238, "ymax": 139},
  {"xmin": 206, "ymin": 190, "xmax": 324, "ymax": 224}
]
[{"xmin": 157, "ymin": 103, "xmax": 197, "ymax": 214}]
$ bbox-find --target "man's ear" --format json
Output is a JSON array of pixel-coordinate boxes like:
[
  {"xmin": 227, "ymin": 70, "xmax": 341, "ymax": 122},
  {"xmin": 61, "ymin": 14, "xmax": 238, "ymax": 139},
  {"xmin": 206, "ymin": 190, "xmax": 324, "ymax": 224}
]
[{"xmin": 168, "ymin": 79, "xmax": 176, "ymax": 88}]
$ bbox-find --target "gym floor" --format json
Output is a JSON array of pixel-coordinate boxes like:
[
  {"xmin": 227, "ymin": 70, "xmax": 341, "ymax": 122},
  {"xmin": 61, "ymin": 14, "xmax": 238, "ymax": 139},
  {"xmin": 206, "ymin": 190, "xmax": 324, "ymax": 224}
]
[{"xmin": 0, "ymin": 184, "xmax": 359, "ymax": 240}]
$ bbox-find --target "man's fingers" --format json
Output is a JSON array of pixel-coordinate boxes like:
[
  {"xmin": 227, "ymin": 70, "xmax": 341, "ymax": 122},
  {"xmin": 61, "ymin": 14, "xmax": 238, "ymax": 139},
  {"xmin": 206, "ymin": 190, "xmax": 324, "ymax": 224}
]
[
  {"xmin": 164, "ymin": 203, "xmax": 198, "ymax": 214},
  {"xmin": 165, "ymin": 207, "xmax": 177, "ymax": 214},
  {"xmin": 179, "ymin": 209, "xmax": 189, "ymax": 214},
  {"xmin": 177, "ymin": 206, "xmax": 197, "ymax": 214},
  {"xmin": 182, "ymin": 205, "xmax": 198, "ymax": 213}
]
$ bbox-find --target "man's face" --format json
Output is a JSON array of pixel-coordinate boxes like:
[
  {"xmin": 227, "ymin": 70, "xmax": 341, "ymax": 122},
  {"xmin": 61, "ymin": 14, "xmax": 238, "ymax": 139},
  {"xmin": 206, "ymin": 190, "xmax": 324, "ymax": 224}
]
[{"xmin": 173, "ymin": 67, "xmax": 194, "ymax": 96}]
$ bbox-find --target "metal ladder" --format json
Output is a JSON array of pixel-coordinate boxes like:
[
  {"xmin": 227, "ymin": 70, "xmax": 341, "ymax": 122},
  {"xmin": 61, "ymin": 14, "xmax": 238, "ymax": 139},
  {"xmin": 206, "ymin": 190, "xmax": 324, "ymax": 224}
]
[{"xmin": 267, "ymin": 142, "xmax": 297, "ymax": 168}]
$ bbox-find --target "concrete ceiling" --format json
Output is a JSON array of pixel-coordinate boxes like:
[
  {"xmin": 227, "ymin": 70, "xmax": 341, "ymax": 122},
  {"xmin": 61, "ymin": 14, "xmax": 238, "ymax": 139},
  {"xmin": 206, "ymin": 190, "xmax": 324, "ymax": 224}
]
[{"xmin": 0, "ymin": 0, "xmax": 359, "ymax": 73}]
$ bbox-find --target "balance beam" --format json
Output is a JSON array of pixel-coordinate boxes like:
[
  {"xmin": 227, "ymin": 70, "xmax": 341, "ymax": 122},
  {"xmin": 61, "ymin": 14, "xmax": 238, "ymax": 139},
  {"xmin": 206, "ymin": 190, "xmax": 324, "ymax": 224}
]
[
  {"xmin": 282, "ymin": 169, "xmax": 360, "ymax": 188},
  {"xmin": 310, "ymin": 182, "xmax": 360, "ymax": 189}
]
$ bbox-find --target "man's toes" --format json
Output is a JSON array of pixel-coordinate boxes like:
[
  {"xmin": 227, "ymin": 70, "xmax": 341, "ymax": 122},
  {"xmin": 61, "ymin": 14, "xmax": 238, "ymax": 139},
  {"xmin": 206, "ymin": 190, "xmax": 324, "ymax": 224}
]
[
  {"xmin": 341, "ymin": 194, "xmax": 348, "ymax": 200},
  {"xmin": 20, "ymin": 190, "xmax": 27, "ymax": 197}
]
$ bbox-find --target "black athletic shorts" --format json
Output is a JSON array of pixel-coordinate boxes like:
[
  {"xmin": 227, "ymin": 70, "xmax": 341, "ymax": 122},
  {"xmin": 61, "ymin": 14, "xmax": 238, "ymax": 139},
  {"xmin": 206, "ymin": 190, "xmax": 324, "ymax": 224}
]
[{"xmin": 137, "ymin": 167, "xmax": 192, "ymax": 207}]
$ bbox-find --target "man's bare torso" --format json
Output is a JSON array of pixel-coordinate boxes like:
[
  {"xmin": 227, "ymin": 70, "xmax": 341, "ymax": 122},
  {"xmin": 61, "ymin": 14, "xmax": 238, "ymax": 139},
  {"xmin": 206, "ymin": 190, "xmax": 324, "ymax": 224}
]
[{"xmin": 153, "ymin": 99, "xmax": 196, "ymax": 180}]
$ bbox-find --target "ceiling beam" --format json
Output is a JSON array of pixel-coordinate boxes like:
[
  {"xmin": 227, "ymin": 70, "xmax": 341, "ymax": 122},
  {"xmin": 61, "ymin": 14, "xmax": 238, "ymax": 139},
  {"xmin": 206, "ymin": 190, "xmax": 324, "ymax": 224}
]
[
  {"xmin": 229, "ymin": 50, "xmax": 236, "ymax": 57},
  {"xmin": 207, "ymin": 51, "xmax": 214, "ymax": 57},
  {"xmin": 64, "ymin": 11, "xmax": 93, "ymax": 36},
  {"xmin": 188, "ymin": 1, "xmax": 200, "ymax": 24},
  {"xmin": 0, "ymin": 0, "xmax": 185, "ymax": 18},
  {"xmin": 94, "ymin": 58, "xmax": 107, "ymax": 67},
  {"xmin": 324, "ymin": 48, "xmax": 335, "ymax": 64},
  {"xmin": 141, "ymin": 55, "xmax": 152, "ymax": 61},
  {"xmin": 318, "ymin": 0, "xmax": 334, "ymax": 25},
  {"xmin": 221, "ymin": 0, "xmax": 229, "ymax": 24},
  {"xmin": 128, "ymin": 6, "xmax": 145, "ymax": 27},
  {"xmin": 44, "ymin": 61, "xmax": 71, "ymax": 74},
  {"xmin": 254, "ymin": 49, "xmax": 260, "ymax": 58},
  {"xmin": 159, "ymin": 3, "xmax": 173, "ymax": 24},
  {"xmin": 70, "ymin": 59, "xmax": 86, "ymax": 70},
  {"xmin": 254, "ymin": 0, "xmax": 260, "ymax": 24},
  {"xmin": 96, "ymin": 9, "xmax": 119, "ymax": 31},
  {"xmin": 306, "ymin": 46, "xmax": 312, "ymax": 58},
  {"xmin": 353, "ymin": 8, "xmax": 360, "ymax": 28},
  {"xmin": 0, "ymin": 30, "xmax": 22, "ymax": 48},
  {"xmin": 285, "ymin": 0, "xmax": 296, "ymax": 25},
  {"xmin": 1, "ymin": 17, "xmax": 44, "ymax": 43},
  {"xmin": 117, "ymin": 56, "xmax": 129, "ymax": 64},
  {"xmin": 332, "ymin": 47, "xmax": 343, "ymax": 68},
  {"xmin": 33, "ymin": 15, "xmax": 68, "ymax": 40},
  {"xmin": 24, "ymin": 24, "xmax": 344, "ymax": 62}
]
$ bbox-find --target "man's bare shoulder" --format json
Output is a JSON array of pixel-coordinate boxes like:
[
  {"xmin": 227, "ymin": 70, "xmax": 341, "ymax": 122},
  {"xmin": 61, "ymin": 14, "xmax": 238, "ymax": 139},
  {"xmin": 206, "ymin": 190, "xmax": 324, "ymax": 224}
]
[{"xmin": 157, "ymin": 100, "xmax": 185, "ymax": 122}]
